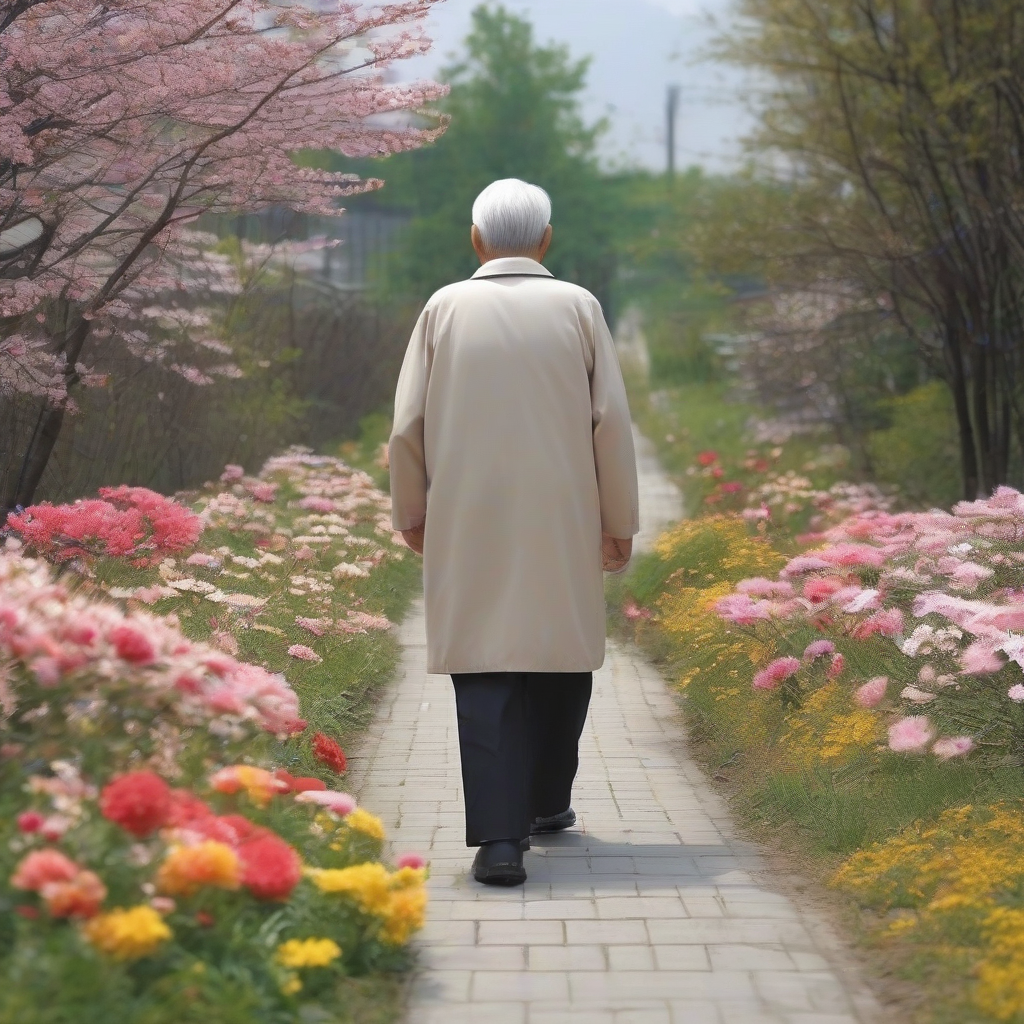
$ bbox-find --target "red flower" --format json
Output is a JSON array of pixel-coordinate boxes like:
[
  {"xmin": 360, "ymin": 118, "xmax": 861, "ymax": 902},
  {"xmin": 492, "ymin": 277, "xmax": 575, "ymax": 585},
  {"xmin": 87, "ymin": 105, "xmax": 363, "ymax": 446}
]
[
  {"xmin": 195, "ymin": 910, "xmax": 215, "ymax": 927},
  {"xmin": 100, "ymin": 771, "xmax": 172, "ymax": 837},
  {"xmin": 274, "ymin": 769, "xmax": 327, "ymax": 793},
  {"xmin": 109, "ymin": 624, "xmax": 156, "ymax": 664},
  {"xmin": 14, "ymin": 905, "xmax": 39, "ymax": 919},
  {"xmin": 720, "ymin": 482, "xmax": 743, "ymax": 494},
  {"xmin": 312, "ymin": 732, "xmax": 347, "ymax": 773},
  {"xmin": 238, "ymin": 835, "xmax": 302, "ymax": 901},
  {"xmin": 166, "ymin": 788, "xmax": 213, "ymax": 827},
  {"xmin": 17, "ymin": 811, "xmax": 44, "ymax": 833},
  {"xmin": 696, "ymin": 450, "xmax": 719, "ymax": 467}
]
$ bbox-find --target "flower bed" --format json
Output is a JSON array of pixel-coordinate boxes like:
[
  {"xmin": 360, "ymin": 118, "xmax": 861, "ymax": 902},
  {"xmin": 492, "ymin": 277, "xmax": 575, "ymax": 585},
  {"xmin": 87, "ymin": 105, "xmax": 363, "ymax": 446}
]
[
  {"xmin": 612, "ymin": 459, "xmax": 1024, "ymax": 1020},
  {"xmin": 0, "ymin": 443, "xmax": 425, "ymax": 1023}
]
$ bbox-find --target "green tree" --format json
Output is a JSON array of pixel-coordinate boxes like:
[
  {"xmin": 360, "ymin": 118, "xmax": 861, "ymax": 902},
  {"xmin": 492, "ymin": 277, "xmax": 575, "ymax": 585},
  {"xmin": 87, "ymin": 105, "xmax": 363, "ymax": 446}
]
[
  {"xmin": 708, "ymin": 0, "xmax": 1024, "ymax": 498},
  {"xmin": 350, "ymin": 5, "xmax": 618, "ymax": 310}
]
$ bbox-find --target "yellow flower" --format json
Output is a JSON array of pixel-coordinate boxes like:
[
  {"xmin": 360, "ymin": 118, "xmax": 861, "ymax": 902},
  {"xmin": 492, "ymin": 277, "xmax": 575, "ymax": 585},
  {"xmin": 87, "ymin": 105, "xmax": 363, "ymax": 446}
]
[
  {"xmin": 157, "ymin": 841, "xmax": 241, "ymax": 897},
  {"xmin": 343, "ymin": 808, "xmax": 386, "ymax": 841},
  {"xmin": 276, "ymin": 937, "xmax": 342, "ymax": 969},
  {"xmin": 390, "ymin": 866, "xmax": 427, "ymax": 890},
  {"xmin": 307, "ymin": 862, "xmax": 392, "ymax": 914},
  {"xmin": 380, "ymin": 885, "xmax": 427, "ymax": 946},
  {"xmin": 280, "ymin": 974, "xmax": 303, "ymax": 996},
  {"xmin": 83, "ymin": 905, "xmax": 172, "ymax": 960}
]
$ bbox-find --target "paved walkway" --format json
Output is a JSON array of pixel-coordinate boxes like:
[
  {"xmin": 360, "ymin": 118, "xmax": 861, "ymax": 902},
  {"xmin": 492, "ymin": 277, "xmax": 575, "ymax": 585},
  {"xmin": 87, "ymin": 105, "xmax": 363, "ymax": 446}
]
[{"xmin": 349, "ymin": 424, "xmax": 886, "ymax": 1024}]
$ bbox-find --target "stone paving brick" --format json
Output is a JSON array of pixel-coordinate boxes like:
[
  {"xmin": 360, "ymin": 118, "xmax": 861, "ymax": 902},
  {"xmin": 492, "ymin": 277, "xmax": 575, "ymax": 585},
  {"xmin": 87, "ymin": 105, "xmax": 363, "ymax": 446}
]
[{"xmin": 347, "ymin": 424, "xmax": 889, "ymax": 1024}]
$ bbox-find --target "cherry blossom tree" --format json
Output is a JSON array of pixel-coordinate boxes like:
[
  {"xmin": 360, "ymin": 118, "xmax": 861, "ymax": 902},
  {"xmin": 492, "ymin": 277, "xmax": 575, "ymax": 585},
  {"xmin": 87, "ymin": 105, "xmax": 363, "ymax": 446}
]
[{"xmin": 0, "ymin": 0, "xmax": 447, "ymax": 517}]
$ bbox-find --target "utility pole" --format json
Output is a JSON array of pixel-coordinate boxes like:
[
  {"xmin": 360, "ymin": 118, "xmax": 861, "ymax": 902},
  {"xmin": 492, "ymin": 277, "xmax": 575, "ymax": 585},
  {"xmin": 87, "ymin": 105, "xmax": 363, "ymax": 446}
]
[{"xmin": 666, "ymin": 84, "xmax": 680, "ymax": 184}]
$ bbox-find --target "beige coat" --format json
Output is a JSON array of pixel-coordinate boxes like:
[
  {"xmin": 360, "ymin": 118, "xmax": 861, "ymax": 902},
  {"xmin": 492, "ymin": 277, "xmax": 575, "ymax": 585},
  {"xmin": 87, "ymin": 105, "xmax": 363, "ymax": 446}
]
[{"xmin": 388, "ymin": 256, "xmax": 640, "ymax": 675}]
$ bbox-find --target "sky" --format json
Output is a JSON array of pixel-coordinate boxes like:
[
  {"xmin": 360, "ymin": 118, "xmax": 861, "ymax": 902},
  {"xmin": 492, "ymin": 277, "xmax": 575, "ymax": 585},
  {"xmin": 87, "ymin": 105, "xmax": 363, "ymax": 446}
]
[{"xmin": 390, "ymin": 0, "xmax": 754, "ymax": 173}]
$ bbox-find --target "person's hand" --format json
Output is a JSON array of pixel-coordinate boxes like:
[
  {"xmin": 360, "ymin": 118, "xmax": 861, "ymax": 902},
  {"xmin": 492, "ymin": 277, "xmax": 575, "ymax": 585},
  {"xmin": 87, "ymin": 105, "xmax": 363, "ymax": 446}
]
[
  {"xmin": 401, "ymin": 521, "xmax": 425, "ymax": 555},
  {"xmin": 602, "ymin": 532, "xmax": 632, "ymax": 573}
]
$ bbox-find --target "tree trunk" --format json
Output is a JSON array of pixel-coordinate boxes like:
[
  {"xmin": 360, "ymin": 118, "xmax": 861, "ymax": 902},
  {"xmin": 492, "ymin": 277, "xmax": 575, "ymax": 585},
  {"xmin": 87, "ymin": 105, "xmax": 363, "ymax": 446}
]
[
  {"xmin": 0, "ymin": 318, "xmax": 91, "ymax": 523},
  {"xmin": 946, "ymin": 321, "xmax": 982, "ymax": 499}
]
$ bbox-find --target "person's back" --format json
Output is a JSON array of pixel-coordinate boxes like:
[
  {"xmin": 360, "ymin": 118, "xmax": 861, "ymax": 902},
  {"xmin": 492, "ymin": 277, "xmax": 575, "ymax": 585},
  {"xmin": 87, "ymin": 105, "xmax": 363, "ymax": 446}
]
[{"xmin": 388, "ymin": 178, "xmax": 639, "ymax": 885}]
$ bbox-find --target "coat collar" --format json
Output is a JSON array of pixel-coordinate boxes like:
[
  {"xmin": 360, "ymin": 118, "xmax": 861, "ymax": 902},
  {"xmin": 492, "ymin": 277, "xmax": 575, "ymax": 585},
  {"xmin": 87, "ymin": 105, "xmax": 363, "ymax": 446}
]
[{"xmin": 471, "ymin": 256, "xmax": 554, "ymax": 280}]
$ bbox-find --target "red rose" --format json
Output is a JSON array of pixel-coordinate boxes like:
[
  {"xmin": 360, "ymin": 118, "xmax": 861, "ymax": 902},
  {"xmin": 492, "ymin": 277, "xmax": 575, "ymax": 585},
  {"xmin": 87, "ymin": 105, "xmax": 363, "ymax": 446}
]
[
  {"xmin": 100, "ymin": 771, "xmax": 172, "ymax": 837},
  {"xmin": 238, "ymin": 835, "xmax": 302, "ymax": 901},
  {"xmin": 312, "ymin": 732, "xmax": 347, "ymax": 773}
]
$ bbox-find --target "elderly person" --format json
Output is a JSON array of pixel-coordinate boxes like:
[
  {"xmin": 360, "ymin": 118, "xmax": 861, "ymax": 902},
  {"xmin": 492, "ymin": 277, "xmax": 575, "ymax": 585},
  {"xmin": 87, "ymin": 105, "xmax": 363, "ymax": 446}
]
[{"xmin": 388, "ymin": 178, "xmax": 639, "ymax": 886}]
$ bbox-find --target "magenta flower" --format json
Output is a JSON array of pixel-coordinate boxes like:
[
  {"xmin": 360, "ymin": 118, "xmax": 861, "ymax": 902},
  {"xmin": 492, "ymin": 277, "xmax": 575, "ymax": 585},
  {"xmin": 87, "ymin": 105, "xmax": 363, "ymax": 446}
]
[
  {"xmin": 803, "ymin": 640, "xmax": 836, "ymax": 661},
  {"xmin": 854, "ymin": 677, "xmax": 888, "ymax": 708},
  {"xmin": 888, "ymin": 716, "xmax": 934, "ymax": 752},
  {"xmin": 752, "ymin": 656, "xmax": 801, "ymax": 690},
  {"xmin": 715, "ymin": 593, "xmax": 771, "ymax": 626}
]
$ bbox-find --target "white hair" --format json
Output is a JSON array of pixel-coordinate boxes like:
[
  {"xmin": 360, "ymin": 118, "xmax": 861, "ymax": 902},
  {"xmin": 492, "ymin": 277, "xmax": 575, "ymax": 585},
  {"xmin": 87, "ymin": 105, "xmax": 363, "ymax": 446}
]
[{"xmin": 471, "ymin": 178, "xmax": 552, "ymax": 256}]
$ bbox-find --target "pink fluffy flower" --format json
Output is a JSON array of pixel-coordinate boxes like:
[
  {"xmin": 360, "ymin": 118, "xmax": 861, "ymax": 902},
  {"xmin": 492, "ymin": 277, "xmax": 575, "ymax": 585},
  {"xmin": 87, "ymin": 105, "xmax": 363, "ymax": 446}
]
[
  {"xmin": 622, "ymin": 600, "xmax": 654, "ymax": 622},
  {"xmin": 932, "ymin": 736, "xmax": 974, "ymax": 760},
  {"xmin": 287, "ymin": 644, "xmax": 321, "ymax": 663},
  {"xmin": 888, "ymin": 715, "xmax": 935, "ymax": 752},
  {"xmin": 854, "ymin": 677, "xmax": 888, "ymax": 708},
  {"xmin": 294, "ymin": 790, "xmax": 356, "ymax": 815},
  {"xmin": 803, "ymin": 640, "xmax": 836, "ymax": 661},
  {"xmin": 247, "ymin": 482, "xmax": 278, "ymax": 503},
  {"xmin": 827, "ymin": 653, "xmax": 845, "ymax": 679},
  {"xmin": 715, "ymin": 594, "xmax": 771, "ymax": 625},
  {"xmin": 851, "ymin": 608, "xmax": 904, "ymax": 640},
  {"xmin": 736, "ymin": 577, "xmax": 794, "ymax": 598},
  {"xmin": 297, "ymin": 497, "xmax": 336, "ymax": 512},
  {"xmin": 1009, "ymin": 684, "xmax": 1024, "ymax": 702},
  {"xmin": 220, "ymin": 465, "xmax": 245, "ymax": 482},
  {"xmin": 960, "ymin": 639, "xmax": 1005, "ymax": 675},
  {"xmin": 803, "ymin": 577, "xmax": 846, "ymax": 603},
  {"xmin": 752, "ymin": 656, "xmax": 801, "ymax": 691}
]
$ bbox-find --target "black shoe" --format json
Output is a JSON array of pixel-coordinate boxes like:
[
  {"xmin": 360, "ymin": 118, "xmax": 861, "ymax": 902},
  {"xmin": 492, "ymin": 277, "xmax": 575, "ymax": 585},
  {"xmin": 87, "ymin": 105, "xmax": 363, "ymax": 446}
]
[
  {"xmin": 472, "ymin": 840, "xmax": 526, "ymax": 886},
  {"xmin": 531, "ymin": 807, "xmax": 576, "ymax": 834}
]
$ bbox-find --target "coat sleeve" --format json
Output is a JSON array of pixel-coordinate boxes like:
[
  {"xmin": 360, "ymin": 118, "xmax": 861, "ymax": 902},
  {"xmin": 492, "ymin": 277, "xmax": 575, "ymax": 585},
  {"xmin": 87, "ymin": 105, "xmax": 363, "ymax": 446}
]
[
  {"xmin": 587, "ymin": 296, "xmax": 640, "ymax": 539},
  {"xmin": 388, "ymin": 304, "xmax": 433, "ymax": 532}
]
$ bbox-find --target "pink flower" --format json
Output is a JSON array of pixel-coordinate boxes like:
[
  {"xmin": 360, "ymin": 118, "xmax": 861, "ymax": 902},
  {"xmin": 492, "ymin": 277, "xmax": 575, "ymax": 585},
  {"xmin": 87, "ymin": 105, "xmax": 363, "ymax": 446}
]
[
  {"xmin": 960, "ymin": 639, "xmax": 1005, "ymax": 675},
  {"xmin": 932, "ymin": 736, "xmax": 974, "ymax": 760},
  {"xmin": 854, "ymin": 677, "xmax": 888, "ymax": 707},
  {"xmin": 17, "ymin": 812, "xmax": 45, "ymax": 833},
  {"xmin": 396, "ymin": 853, "xmax": 426, "ymax": 870},
  {"xmin": 888, "ymin": 716, "xmax": 935, "ymax": 752},
  {"xmin": 295, "ymin": 616, "xmax": 328, "ymax": 636},
  {"xmin": 622, "ymin": 600, "xmax": 654, "ymax": 622},
  {"xmin": 294, "ymin": 790, "xmax": 356, "ymax": 815},
  {"xmin": 803, "ymin": 640, "xmax": 836, "ymax": 661},
  {"xmin": 736, "ymin": 577, "xmax": 793, "ymax": 597},
  {"xmin": 220, "ymin": 465, "xmax": 245, "ymax": 482},
  {"xmin": 186, "ymin": 553, "xmax": 221, "ymax": 569},
  {"xmin": 742, "ymin": 505, "xmax": 771, "ymax": 522},
  {"xmin": 827, "ymin": 653, "xmax": 845, "ymax": 679},
  {"xmin": 109, "ymin": 623, "xmax": 157, "ymax": 664},
  {"xmin": 297, "ymin": 497, "xmax": 335, "ymax": 512},
  {"xmin": 1009, "ymin": 684, "xmax": 1024, "ymax": 702},
  {"xmin": 851, "ymin": 608, "xmax": 904, "ymax": 640},
  {"xmin": 803, "ymin": 577, "xmax": 845, "ymax": 603},
  {"xmin": 294, "ymin": 546, "xmax": 316, "ymax": 561},
  {"xmin": 287, "ymin": 644, "xmax": 321, "ymax": 663},
  {"xmin": 247, "ymin": 483, "xmax": 278, "ymax": 503},
  {"xmin": 752, "ymin": 656, "xmax": 801, "ymax": 691},
  {"xmin": 715, "ymin": 594, "xmax": 771, "ymax": 625}
]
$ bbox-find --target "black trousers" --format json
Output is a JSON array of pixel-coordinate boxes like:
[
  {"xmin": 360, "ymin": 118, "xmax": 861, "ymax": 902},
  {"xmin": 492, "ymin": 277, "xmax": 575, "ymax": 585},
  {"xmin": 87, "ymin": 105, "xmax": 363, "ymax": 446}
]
[{"xmin": 450, "ymin": 671, "xmax": 593, "ymax": 847}]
